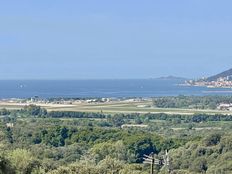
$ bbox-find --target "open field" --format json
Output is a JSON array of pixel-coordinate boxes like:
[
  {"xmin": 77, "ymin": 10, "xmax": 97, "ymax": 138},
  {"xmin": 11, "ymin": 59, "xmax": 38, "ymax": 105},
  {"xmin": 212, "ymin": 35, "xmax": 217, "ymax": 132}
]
[{"xmin": 1, "ymin": 100, "xmax": 232, "ymax": 115}]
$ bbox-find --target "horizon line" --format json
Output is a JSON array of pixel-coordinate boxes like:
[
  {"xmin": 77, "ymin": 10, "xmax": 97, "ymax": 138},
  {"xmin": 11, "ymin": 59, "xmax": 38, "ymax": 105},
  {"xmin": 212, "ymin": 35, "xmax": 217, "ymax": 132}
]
[{"xmin": 0, "ymin": 77, "xmax": 191, "ymax": 81}]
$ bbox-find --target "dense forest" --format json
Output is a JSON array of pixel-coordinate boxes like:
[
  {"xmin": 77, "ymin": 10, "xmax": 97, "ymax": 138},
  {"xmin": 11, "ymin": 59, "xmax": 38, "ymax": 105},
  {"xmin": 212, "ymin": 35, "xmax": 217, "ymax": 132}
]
[
  {"xmin": 153, "ymin": 96, "xmax": 232, "ymax": 109},
  {"xmin": 0, "ymin": 105, "xmax": 232, "ymax": 173}
]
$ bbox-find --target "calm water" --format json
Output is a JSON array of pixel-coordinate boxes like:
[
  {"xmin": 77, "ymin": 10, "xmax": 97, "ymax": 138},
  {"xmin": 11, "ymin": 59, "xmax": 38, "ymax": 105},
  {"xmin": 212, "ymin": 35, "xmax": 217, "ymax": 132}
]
[{"xmin": 0, "ymin": 79, "xmax": 232, "ymax": 99}]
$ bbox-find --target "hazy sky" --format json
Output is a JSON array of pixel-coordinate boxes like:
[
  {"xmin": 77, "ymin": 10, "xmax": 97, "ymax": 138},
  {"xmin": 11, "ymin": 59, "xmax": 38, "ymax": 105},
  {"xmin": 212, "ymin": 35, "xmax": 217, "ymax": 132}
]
[{"xmin": 1, "ymin": 0, "xmax": 232, "ymax": 79}]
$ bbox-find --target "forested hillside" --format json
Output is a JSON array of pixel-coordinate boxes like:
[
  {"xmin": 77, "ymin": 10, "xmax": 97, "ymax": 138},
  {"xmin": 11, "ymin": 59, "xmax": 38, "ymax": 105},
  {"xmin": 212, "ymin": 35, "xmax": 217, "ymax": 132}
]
[{"xmin": 0, "ymin": 106, "xmax": 232, "ymax": 173}]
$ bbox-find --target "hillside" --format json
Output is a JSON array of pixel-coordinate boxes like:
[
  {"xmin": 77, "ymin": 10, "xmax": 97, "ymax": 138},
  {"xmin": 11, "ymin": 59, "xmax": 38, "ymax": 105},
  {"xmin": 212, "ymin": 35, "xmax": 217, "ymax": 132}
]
[
  {"xmin": 156, "ymin": 75, "xmax": 188, "ymax": 81},
  {"xmin": 207, "ymin": 68, "xmax": 232, "ymax": 81}
]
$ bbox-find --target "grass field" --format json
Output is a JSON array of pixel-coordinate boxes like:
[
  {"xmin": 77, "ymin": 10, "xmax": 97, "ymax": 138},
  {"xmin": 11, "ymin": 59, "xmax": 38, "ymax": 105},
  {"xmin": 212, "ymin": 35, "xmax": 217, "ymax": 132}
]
[{"xmin": 1, "ymin": 100, "xmax": 232, "ymax": 115}]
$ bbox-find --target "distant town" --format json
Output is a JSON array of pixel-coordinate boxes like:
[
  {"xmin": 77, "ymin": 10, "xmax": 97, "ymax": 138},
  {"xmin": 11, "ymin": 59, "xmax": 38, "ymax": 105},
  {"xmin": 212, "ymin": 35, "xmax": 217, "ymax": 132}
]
[
  {"xmin": 186, "ymin": 68, "xmax": 232, "ymax": 88},
  {"xmin": 186, "ymin": 77, "xmax": 232, "ymax": 88}
]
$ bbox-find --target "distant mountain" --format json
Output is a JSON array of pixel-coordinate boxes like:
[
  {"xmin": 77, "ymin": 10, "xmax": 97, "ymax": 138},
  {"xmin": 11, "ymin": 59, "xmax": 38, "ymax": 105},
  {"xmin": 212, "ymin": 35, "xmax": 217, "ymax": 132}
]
[
  {"xmin": 207, "ymin": 68, "xmax": 232, "ymax": 81},
  {"xmin": 156, "ymin": 75, "xmax": 188, "ymax": 81}
]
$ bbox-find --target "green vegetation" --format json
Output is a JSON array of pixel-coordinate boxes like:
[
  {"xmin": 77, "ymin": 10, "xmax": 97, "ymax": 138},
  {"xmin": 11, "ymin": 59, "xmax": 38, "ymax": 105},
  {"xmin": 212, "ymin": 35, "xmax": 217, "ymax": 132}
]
[
  {"xmin": 169, "ymin": 133, "xmax": 232, "ymax": 173},
  {"xmin": 0, "ymin": 105, "xmax": 232, "ymax": 173},
  {"xmin": 153, "ymin": 95, "xmax": 232, "ymax": 109}
]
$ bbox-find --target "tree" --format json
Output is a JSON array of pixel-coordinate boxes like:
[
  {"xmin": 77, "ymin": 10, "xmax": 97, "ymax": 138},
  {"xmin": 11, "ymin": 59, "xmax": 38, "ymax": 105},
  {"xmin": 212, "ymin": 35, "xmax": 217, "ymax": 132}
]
[
  {"xmin": 22, "ymin": 105, "xmax": 47, "ymax": 117},
  {"xmin": 98, "ymin": 156, "xmax": 124, "ymax": 174},
  {"xmin": 8, "ymin": 149, "xmax": 40, "ymax": 174},
  {"xmin": 204, "ymin": 133, "xmax": 221, "ymax": 146},
  {"xmin": 108, "ymin": 114, "xmax": 125, "ymax": 127},
  {"xmin": 126, "ymin": 135, "xmax": 157, "ymax": 163},
  {"xmin": 0, "ymin": 155, "xmax": 15, "ymax": 174},
  {"xmin": 90, "ymin": 141, "xmax": 132, "ymax": 162},
  {"xmin": 190, "ymin": 157, "xmax": 208, "ymax": 173}
]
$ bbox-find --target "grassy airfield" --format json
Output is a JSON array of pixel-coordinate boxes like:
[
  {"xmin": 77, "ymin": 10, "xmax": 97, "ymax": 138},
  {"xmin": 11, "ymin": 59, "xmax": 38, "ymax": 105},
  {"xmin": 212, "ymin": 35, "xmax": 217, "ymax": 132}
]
[{"xmin": 1, "ymin": 100, "xmax": 232, "ymax": 115}]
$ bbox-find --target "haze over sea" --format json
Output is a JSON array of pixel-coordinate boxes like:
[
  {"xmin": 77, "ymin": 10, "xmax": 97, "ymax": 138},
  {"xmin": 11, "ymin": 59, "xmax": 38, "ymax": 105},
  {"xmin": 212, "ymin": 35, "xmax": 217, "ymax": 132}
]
[{"xmin": 1, "ymin": 79, "xmax": 232, "ymax": 99}]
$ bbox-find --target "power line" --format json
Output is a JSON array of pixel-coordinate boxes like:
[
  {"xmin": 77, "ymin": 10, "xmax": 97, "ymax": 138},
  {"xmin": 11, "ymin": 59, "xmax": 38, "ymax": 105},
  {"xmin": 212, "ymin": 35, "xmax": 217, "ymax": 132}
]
[{"xmin": 143, "ymin": 150, "xmax": 170, "ymax": 174}]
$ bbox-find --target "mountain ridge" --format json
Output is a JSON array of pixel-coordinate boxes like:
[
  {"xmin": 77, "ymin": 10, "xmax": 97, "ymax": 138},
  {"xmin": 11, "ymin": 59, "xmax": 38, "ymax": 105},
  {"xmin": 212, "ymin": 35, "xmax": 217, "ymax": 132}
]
[
  {"xmin": 156, "ymin": 75, "xmax": 188, "ymax": 81},
  {"xmin": 207, "ymin": 68, "xmax": 232, "ymax": 81}
]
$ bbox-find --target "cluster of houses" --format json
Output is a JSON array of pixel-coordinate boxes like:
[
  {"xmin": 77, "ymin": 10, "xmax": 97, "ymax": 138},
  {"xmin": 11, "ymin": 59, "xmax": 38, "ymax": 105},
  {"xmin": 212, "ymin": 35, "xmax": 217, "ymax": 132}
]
[
  {"xmin": 217, "ymin": 103, "xmax": 232, "ymax": 111},
  {"xmin": 188, "ymin": 80, "xmax": 232, "ymax": 88},
  {"xmin": 186, "ymin": 76, "xmax": 232, "ymax": 88}
]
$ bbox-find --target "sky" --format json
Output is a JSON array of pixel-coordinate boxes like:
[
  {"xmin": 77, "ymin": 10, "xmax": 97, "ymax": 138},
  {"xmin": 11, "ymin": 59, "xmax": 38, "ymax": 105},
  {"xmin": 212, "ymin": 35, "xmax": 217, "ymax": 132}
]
[{"xmin": 1, "ymin": 0, "xmax": 232, "ymax": 79}]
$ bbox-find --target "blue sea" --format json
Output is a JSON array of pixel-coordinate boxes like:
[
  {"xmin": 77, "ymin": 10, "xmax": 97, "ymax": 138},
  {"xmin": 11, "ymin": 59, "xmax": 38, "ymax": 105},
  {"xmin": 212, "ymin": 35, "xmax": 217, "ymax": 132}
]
[{"xmin": 0, "ymin": 79, "xmax": 232, "ymax": 99}]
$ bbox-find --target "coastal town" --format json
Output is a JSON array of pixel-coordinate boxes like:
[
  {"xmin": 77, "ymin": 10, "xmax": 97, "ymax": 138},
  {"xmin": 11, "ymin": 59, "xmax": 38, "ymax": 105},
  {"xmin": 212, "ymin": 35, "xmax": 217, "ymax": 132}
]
[{"xmin": 186, "ymin": 76, "xmax": 232, "ymax": 88}]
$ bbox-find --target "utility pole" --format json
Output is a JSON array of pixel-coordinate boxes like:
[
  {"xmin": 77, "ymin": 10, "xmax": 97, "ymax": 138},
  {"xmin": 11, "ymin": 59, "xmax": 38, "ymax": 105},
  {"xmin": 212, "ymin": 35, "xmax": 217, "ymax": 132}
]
[
  {"xmin": 143, "ymin": 153, "xmax": 154, "ymax": 174},
  {"xmin": 163, "ymin": 150, "xmax": 170, "ymax": 173},
  {"xmin": 143, "ymin": 150, "xmax": 170, "ymax": 174},
  {"xmin": 143, "ymin": 153, "xmax": 160, "ymax": 174},
  {"xmin": 151, "ymin": 153, "xmax": 154, "ymax": 174}
]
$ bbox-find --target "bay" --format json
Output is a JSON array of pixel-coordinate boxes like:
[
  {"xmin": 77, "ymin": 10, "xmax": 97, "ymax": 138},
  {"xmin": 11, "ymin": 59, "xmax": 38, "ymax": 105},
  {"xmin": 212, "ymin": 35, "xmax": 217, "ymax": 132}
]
[{"xmin": 0, "ymin": 79, "xmax": 232, "ymax": 99}]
